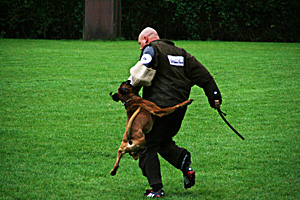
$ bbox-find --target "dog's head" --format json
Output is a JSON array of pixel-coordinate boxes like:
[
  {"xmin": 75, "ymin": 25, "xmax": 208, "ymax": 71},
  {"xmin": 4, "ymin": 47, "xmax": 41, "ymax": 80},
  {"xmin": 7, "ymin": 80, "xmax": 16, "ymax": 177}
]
[{"xmin": 109, "ymin": 80, "xmax": 138, "ymax": 103}]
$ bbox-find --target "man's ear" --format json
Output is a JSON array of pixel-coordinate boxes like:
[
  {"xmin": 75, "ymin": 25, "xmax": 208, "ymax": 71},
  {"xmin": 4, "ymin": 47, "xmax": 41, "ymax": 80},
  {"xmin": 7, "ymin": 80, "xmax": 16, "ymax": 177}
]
[{"xmin": 145, "ymin": 36, "xmax": 149, "ymax": 44}]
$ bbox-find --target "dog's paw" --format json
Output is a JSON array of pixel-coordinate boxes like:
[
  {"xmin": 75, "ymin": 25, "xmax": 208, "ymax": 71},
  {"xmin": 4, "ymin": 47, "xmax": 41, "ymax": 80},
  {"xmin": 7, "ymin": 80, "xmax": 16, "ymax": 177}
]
[{"xmin": 110, "ymin": 169, "xmax": 117, "ymax": 176}]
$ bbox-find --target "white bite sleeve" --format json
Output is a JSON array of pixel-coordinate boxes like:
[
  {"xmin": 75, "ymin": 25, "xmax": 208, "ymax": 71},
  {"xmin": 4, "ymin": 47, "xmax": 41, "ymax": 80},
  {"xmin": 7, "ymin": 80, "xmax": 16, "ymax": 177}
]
[{"xmin": 128, "ymin": 61, "xmax": 156, "ymax": 87}]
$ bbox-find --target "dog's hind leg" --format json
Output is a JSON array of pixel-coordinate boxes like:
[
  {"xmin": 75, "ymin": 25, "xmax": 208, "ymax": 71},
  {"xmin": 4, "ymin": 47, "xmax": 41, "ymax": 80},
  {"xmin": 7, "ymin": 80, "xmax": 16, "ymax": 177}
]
[
  {"xmin": 110, "ymin": 149, "xmax": 124, "ymax": 176},
  {"xmin": 111, "ymin": 107, "xmax": 142, "ymax": 176}
]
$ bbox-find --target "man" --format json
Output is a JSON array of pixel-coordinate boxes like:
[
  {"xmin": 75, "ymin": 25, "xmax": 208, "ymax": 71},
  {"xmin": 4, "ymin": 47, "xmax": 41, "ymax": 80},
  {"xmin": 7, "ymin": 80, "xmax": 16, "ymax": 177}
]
[{"xmin": 128, "ymin": 27, "xmax": 222, "ymax": 198}]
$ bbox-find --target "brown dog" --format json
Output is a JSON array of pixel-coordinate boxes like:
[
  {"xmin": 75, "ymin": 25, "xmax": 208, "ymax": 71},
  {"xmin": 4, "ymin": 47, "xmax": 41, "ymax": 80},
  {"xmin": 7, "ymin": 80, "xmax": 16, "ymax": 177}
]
[{"xmin": 109, "ymin": 80, "xmax": 193, "ymax": 176}]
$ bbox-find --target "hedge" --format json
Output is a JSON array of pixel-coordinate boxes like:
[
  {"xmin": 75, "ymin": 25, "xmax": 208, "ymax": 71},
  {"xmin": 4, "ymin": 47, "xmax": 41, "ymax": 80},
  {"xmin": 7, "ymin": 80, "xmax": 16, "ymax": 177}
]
[
  {"xmin": 121, "ymin": 0, "xmax": 300, "ymax": 42},
  {"xmin": 0, "ymin": 0, "xmax": 84, "ymax": 39},
  {"xmin": 1, "ymin": 0, "xmax": 299, "ymax": 42}
]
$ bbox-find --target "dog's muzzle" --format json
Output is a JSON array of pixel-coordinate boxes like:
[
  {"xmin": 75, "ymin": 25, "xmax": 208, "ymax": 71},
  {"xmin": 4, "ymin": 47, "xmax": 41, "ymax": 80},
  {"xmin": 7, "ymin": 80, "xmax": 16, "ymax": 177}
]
[{"xmin": 110, "ymin": 92, "xmax": 120, "ymax": 102}]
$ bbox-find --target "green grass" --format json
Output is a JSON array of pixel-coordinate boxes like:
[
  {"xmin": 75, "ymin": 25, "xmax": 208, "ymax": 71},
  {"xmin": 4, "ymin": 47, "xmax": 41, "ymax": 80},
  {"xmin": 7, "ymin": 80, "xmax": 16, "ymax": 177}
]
[{"xmin": 1, "ymin": 39, "xmax": 299, "ymax": 199}]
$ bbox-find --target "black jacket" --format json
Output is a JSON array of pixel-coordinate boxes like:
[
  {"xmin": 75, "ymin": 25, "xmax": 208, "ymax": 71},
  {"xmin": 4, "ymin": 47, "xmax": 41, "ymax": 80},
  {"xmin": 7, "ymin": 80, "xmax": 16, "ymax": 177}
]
[{"xmin": 141, "ymin": 39, "xmax": 221, "ymax": 108}]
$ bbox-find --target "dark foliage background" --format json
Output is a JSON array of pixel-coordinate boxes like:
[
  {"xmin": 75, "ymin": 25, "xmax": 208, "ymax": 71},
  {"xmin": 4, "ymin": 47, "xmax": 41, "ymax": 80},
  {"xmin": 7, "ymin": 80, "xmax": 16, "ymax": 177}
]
[
  {"xmin": 0, "ymin": 0, "xmax": 84, "ymax": 39},
  {"xmin": 1, "ymin": 0, "xmax": 299, "ymax": 42},
  {"xmin": 121, "ymin": 0, "xmax": 300, "ymax": 42}
]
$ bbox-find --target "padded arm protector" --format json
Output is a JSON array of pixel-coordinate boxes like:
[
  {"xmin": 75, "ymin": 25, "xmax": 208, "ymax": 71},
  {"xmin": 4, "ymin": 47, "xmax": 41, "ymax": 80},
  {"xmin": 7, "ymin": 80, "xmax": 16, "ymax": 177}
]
[{"xmin": 128, "ymin": 61, "xmax": 156, "ymax": 87}]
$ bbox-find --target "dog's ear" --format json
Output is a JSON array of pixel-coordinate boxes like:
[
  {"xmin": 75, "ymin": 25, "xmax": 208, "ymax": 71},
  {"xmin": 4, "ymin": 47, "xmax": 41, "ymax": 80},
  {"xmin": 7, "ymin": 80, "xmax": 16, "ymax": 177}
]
[
  {"xmin": 109, "ymin": 92, "xmax": 120, "ymax": 102},
  {"xmin": 119, "ymin": 87, "xmax": 129, "ymax": 95},
  {"xmin": 125, "ymin": 80, "xmax": 131, "ymax": 85}
]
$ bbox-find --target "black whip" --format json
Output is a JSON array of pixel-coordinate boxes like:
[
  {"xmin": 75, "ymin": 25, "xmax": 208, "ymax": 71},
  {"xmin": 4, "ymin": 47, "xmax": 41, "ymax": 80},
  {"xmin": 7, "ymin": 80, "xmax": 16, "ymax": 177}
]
[{"xmin": 217, "ymin": 108, "xmax": 245, "ymax": 140}]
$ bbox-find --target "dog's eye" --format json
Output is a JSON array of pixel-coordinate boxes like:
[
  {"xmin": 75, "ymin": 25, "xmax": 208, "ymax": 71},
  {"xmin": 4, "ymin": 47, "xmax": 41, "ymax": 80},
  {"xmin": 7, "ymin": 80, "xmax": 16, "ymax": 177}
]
[{"xmin": 119, "ymin": 88, "xmax": 129, "ymax": 95}]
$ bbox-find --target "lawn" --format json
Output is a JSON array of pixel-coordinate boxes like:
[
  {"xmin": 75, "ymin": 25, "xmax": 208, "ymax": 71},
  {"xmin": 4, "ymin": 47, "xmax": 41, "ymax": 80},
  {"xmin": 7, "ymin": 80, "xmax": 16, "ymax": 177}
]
[{"xmin": 0, "ymin": 39, "xmax": 299, "ymax": 199}]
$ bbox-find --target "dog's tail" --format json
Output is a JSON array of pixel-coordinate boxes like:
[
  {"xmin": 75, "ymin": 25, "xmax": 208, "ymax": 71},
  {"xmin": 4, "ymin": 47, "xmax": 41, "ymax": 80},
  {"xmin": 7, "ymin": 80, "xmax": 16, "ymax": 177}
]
[
  {"xmin": 125, "ymin": 106, "xmax": 142, "ymax": 141},
  {"xmin": 153, "ymin": 99, "xmax": 194, "ymax": 117}
]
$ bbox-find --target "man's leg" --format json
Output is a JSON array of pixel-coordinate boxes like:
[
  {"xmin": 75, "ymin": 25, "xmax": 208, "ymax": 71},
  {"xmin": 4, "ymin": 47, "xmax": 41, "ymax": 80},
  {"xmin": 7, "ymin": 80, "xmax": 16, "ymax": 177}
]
[
  {"xmin": 158, "ymin": 107, "xmax": 189, "ymax": 169},
  {"xmin": 139, "ymin": 113, "xmax": 170, "ymax": 191},
  {"xmin": 157, "ymin": 108, "xmax": 195, "ymax": 189},
  {"xmin": 139, "ymin": 145, "xmax": 163, "ymax": 189},
  {"xmin": 139, "ymin": 108, "xmax": 185, "ymax": 190},
  {"xmin": 158, "ymin": 140, "xmax": 187, "ymax": 169},
  {"xmin": 138, "ymin": 107, "xmax": 195, "ymax": 193}
]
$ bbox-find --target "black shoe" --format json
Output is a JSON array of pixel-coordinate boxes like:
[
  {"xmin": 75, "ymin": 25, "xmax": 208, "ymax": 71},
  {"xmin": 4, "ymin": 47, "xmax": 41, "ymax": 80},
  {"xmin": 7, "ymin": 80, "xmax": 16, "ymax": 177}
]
[
  {"xmin": 184, "ymin": 167, "xmax": 195, "ymax": 189},
  {"xmin": 144, "ymin": 189, "xmax": 165, "ymax": 198}
]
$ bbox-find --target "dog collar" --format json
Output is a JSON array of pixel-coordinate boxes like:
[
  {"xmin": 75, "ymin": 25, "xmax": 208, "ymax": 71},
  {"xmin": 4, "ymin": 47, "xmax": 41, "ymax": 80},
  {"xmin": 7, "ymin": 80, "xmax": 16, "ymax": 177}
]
[
  {"xmin": 122, "ymin": 95, "xmax": 137, "ymax": 107},
  {"xmin": 122, "ymin": 99, "xmax": 131, "ymax": 106}
]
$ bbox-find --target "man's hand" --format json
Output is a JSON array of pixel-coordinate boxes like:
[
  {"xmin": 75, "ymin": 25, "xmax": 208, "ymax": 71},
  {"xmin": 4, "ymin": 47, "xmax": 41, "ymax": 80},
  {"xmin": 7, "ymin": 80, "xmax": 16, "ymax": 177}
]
[{"xmin": 214, "ymin": 100, "xmax": 221, "ymax": 109}]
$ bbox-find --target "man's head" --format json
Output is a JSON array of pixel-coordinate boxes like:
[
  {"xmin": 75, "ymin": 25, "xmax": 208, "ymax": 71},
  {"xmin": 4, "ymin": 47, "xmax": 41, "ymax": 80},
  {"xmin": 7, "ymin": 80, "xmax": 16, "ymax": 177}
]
[{"xmin": 138, "ymin": 27, "xmax": 160, "ymax": 50}]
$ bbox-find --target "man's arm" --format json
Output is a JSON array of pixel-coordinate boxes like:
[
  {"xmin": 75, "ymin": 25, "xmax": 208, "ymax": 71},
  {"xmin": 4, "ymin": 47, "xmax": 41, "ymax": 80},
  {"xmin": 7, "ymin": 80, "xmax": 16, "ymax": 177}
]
[
  {"xmin": 140, "ymin": 46, "xmax": 155, "ymax": 68},
  {"xmin": 202, "ymin": 77, "xmax": 222, "ymax": 109},
  {"xmin": 128, "ymin": 46, "xmax": 156, "ymax": 87},
  {"xmin": 186, "ymin": 53, "xmax": 222, "ymax": 109}
]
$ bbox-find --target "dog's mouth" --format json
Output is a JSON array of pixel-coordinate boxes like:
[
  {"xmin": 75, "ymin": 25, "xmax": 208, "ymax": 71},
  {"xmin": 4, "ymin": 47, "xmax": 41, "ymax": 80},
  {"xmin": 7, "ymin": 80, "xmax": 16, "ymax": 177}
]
[{"xmin": 109, "ymin": 92, "xmax": 120, "ymax": 102}]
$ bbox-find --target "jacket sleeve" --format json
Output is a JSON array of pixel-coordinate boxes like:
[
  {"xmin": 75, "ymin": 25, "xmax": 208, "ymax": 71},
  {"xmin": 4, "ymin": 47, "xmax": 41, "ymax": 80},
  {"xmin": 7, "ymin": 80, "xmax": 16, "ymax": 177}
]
[{"xmin": 186, "ymin": 53, "xmax": 222, "ymax": 108}]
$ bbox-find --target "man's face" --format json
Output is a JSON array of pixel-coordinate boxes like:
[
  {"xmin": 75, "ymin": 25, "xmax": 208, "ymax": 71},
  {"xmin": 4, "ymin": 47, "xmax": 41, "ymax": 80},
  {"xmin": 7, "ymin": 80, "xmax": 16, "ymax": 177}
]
[{"xmin": 138, "ymin": 36, "xmax": 148, "ymax": 50}]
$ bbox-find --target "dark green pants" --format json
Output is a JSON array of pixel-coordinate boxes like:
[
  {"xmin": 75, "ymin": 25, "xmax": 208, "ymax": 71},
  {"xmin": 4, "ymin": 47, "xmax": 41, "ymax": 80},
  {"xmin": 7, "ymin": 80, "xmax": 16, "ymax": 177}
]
[{"xmin": 138, "ymin": 107, "xmax": 190, "ymax": 187}]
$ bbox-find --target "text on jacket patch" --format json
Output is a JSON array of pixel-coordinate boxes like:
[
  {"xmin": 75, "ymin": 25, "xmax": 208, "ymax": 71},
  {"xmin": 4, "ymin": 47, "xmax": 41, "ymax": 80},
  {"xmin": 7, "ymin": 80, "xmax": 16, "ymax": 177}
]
[{"xmin": 167, "ymin": 55, "xmax": 184, "ymax": 67}]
